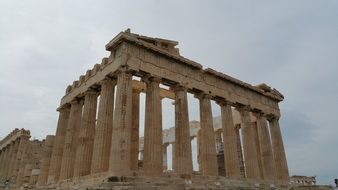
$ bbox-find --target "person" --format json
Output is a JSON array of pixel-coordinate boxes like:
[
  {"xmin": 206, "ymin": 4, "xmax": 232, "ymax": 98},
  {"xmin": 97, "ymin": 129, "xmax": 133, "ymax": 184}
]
[{"xmin": 335, "ymin": 179, "xmax": 338, "ymax": 188}]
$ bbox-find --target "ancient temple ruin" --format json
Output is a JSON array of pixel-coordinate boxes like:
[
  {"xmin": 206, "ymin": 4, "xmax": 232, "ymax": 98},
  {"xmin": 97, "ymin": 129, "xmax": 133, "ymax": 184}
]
[{"xmin": 0, "ymin": 30, "xmax": 293, "ymax": 189}]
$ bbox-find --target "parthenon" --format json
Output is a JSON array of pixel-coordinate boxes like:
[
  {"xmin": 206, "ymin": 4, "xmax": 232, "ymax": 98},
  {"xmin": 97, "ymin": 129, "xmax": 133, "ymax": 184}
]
[{"xmin": 0, "ymin": 29, "xmax": 291, "ymax": 189}]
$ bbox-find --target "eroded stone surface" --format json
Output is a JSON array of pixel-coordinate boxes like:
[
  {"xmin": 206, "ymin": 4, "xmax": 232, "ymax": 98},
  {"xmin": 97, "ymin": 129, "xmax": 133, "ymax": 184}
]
[{"xmin": 0, "ymin": 30, "xmax": 298, "ymax": 190}]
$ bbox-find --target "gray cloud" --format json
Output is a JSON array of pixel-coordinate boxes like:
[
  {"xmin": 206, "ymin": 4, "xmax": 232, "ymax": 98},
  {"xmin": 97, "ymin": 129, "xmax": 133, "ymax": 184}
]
[{"xmin": 0, "ymin": 0, "xmax": 337, "ymax": 185}]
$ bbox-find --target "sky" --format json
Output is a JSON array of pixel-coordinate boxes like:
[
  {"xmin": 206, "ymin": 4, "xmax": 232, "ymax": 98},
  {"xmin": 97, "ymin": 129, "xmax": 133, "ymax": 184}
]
[{"xmin": 0, "ymin": 0, "xmax": 337, "ymax": 185}]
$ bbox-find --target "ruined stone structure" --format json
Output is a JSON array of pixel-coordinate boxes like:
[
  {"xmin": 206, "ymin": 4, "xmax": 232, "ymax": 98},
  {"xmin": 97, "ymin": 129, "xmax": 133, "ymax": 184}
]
[
  {"xmin": 0, "ymin": 30, "xmax": 295, "ymax": 190},
  {"xmin": 290, "ymin": 176, "xmax": 316, "ymax": 186},
  {"xmin": 0, "ymin": 129, "xmax": 45, "ymax": 188},
  {"xmin": 49, "ymin": 29, "xmax": 287, "ymax": 185}
]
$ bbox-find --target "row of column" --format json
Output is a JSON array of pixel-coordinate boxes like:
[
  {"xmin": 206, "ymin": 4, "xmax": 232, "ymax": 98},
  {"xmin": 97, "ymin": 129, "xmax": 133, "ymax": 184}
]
[
  {"xmin": 0, "ymin": 134, "xmax": 32, "ymax": 186},
  {"xmin": 220, "ymin": 106, "xmax": 289, "ymax": 184},
  {"xmin": 43, "ymin": 69, "xmax": 288, "ymax": 185}
]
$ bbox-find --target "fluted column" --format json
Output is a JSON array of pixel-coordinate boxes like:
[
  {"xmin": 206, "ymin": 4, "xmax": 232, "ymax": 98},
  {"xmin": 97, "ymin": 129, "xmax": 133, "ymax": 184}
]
[
  {"xmin": 0, "ymin": 147, "xmax": 9, "ymax": 179},
  {"xmin": 59, "ymin": 99, "xmax": 83, "ymax": 180},
  {"xmin": 48, "ymin": 106, "xmax": 70, "ymax": 183},
  {"xmin": 7, "ymin": 140, "xmax": 20, "ymax": 181},
  {"xmin": 215, "ymin": 129, "xmax": 223, "ymax": 153},
  {"xmin": 37, "ymin": 135, "xmax": 55, "ymax": 186},
  {"xmin": 172, "ymin": 85, "xmax": 193, "ymax": 175},
  {"xmin": 0, "ymin": 150, "xmax": 4, "ymax": 178},
  {"xmin": 130, "ymin": 89, "xmax": 140, "ymax": 171},
  {"xmin": 254, "ymin": 113, "xmax": 276, "ymax": 181},
  {"xmin": 196, "ymin": 93, "xmax": 218, "ymax": 176},
  {"xmin": 163, "ymin": 143, "xmax": 169, "ymax": 170},
  {"xmin": 197, "ymin": 130, "xmax": 202, "ymax": 173},
  {"xmin": 16, "ymin": 140, "xmax": 32, "ymax": 185},
  {"xmin": 252, "ymin": 122, "xmax": 264, "ymax": 179},
  {"xmin": 269, "ymin": 116, "xmax": 289, "ymax": 184},
  {"xmin": 74, "ymin": 90, "xmax": 98, "ymax": 178},
  {"xmin": 217, "ymin": 101, "xmax": 241, "ymax": 178},
  {"xmin": 91, "ymin": 79, "xmax": 116, "ymax": 174},
  {"xmin": 109, "ymin": 70, "xmax": 133, "ymax": 175},
  {"xmin": 143, "ymin": 76, "xmax": 163, "ymax": 176},
  {"xmin": 238, "ymin": 108, "xmax": 260, "ymax": 179},
  {"xmin": 235, "ymin": 126, "xmax": 246, "ymax": 178},
  {"xmin": 12, "ymin": 135, "xmax": 30, "ymax": 183},
  {"xmin": 5, "ymin": 143, "xmax": 16, "ymax": 179}
]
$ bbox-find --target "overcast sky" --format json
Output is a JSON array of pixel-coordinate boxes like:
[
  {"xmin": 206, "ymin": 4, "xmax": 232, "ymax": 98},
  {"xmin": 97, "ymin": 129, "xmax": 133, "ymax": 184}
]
[{"xmin": 0, "ymin": 0, "xmax": 337, "ymax": 185}]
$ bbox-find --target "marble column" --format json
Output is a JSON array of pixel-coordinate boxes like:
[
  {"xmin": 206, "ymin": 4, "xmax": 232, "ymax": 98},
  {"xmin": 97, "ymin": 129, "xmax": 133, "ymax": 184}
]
[
  {"xmin": 163, "ymin": 143, "xmax": 169, "ymax": 170},
  {"xmin": 16, "ymin": 140, "xmax": 32, "ymax": 185},
  {"xmin": 269, "ymin": 116, "xmax": 289, "ymax": 184},
  {"xmin": 59, "ymin": 99, "xmax": 83, "ymax": 180},
  {"xmin": 130, "ymin": 89, "xmax": 140, "ymax": 171},
  {"xmin": 48, "ymin": 106, "xmax": 70, "ymax": 183},
  {"xmin": 5, "ymin": 143, "xmax": 16, "ymax": 179},
  {"xmin": 2, "ymin": 146, "xmax": 9, "ymax": 179},
  {"xmin": 0, "ymin": 150, "xmax": 4, "ymax": 178},
  {"xmin": 7, "ymin": 140, "xmax": 19, "ymax": 181},
  {"xmin": 252, "ymin": 122, "xmax": 264, "ymax": 179},
  {"xmin": 170, "ymin": 143, "xmax": 174, "ymax": 171},
  {"xmin": 217, "ymin": 101, "xmax": 241, "ymax": 178},
  {"xmin": 218, "ymin": 102, "xmax": 241, "ymax": 178},
  {"xmin": 0, "ymin": 147, "xmax": 9, "ymax": 179},
  {"xmin": 143, "ymin": 76, "xmax": 163, "ymax": 176},
  {"xmin": 172, "ymin": 85, "xmax": 193, "ymax": 175},
  {"xmin": 74, "ymin": 90, "xmax": 98, "ymax": 178},
  {"xmin": 37, "ymin": 135, "xmax": 55, "ymax": 186},
  {"xmin": 238, "ymin": 108, "xmax": 260, "ymax": 179},
  {"xmin": 12, "ymin": 136, "xmax": 30, "ymax": 183},
  {"xmin": 196, "ymin": 93, "xmax": 218, "ymax": 176},
  {"xmin": 109, "ymin": 70, "xmax": 133, "ymax": 175},
  {"xmin": 235, "ymin": 126, "xmax": 245, "ymax": 178},
  {"xmin": 215, "ymin": 129, "xmax": 223, "ymax": 154},
  {"xmin": 197, "ymin": 130, "xmax": 202, "ymax": 173},
  {"xmin": 91, "ymin": 79, "xmax": 116, "ymax": 174},
  {"xmin": 254, "ymin": 113, "xmax": 276, "ymax": 181}
]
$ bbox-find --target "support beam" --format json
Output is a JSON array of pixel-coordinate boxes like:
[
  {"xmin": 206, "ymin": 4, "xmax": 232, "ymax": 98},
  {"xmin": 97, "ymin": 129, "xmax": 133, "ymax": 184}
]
[
  {"xmin": 196, "ymin": 93, "xmax": 218, "ymax": 176},
  {"xmin": 238, "ymin": 108, "xmax": 260, "ymax": 180},
  {"xmin": 109, "ymin": 69, "xmax": 133, "ymax": 175},
  {"xmin": 74, "ymin": 90, "xmax": 98, "ymax": 177},
  {"xmin": 254, "ymin": 113, "xmax": 276, "ymax": 181},
  {"xmin": 252, "ymin": 122, "xmax": 264, "ymax": 179},
  {"xmin": 48, "ymin": 106, "xmax": 70, "ymax": 183},
  {"xmin": 130, "ymin": 89, "xmax": 140, "ymax": 171},
  {"xmin": 269, "ymin": 117, "xmax": 289, "ymax": 185},
  {"xmin": 91, "ymin": 79, "xmax": 116, "ymax": 174},
  {"xmin": 163, "ymin": 143, "xmax": 169, "ymax": 170},
  {"xmin": 37, "ymin": 135, "xmax": 55, "ymax": 186},
  {"xmin": 59, "ymin": 99, "xmax": 83, "ymax": 180},
  {"xmin": 7, "ymin": 140, "xmax": 19, "ymax": 181},
  {"xmin": 172, "ymin": 85, "xmax": 193, "ymax": 175},
  {"xmin": 143, "ymin": 76, "xmax": 163, "ymax": 176},
  {"xmin": 217, "ymin": 101, "xmax": 241, "ymax": 179}
]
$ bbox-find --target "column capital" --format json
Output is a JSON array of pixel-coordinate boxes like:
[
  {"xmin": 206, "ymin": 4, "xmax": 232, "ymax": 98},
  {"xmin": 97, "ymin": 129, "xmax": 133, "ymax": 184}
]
[
  {"xmin": 163, "ymin": 142, "xmax": 170, "ymax": 147},
  {"xmin": 69, "ymin": 97, "xmax": 84, "ymax": 106},
  {"xmin": 142, "ymin": 74, "xmax": 162, "ymax": 84},
  {"xmin": 252, "ymin": 111, "xmax": 264, "ymax": 118},
  {"xmin": 99, "ymin": 77, "xmax": 117, "ymax": 86},
  {"xmin": 235, "ymin": 105, "xmax": 251, "ymax": 114},
  {"xmin": 56, "ymin": 104, "xmax": 71, "ymax": 112},
  {"xmin": 215, "ymin": 99, "xmax": 231, "ymax": 106},
  {"xmin": 115, "ymin": 65, "xmax": 132, "ymax": 75},
  {"xmin": 132, "ymin": 88, "xmax": 142, "ymax": 94},
  {"xmin": 194, "ymin": 92, "xmax": 212, "ymax": 100},
  {"xmin": 266, "ymin": 114, "xmax": 280, "ymax": 121},
  {"xmin": 83, "ymin": 89, "xmax": 99, "ymax": 96},
  {"xmin": 170, "ymin": 84, "xmax": 188, "ymax": 92}
]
